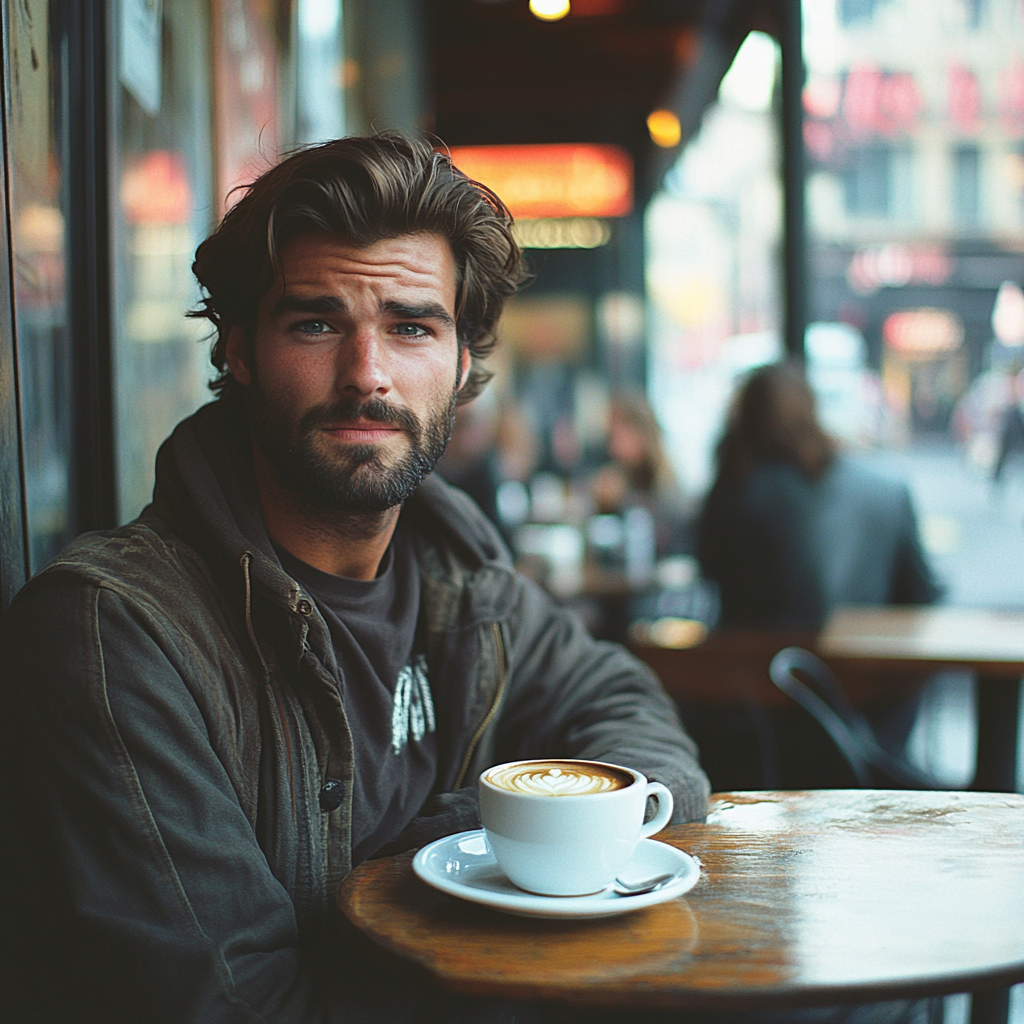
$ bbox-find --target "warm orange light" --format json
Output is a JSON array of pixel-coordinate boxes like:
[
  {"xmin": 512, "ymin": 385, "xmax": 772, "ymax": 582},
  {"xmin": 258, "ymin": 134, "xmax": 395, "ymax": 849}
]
[
  {"xmin": 883, "ymin": 308, "xmax": 963, "ymax": 356},
  {"xmin": 647, "ymin": 109, "xmax": 681, "ymax": 148},
  {"xmin": 450, "ymin": 144, "xmax": 633, "ymax": 219},
  {"xmin": 530, "ymin": 0, "xmax": 571, "ymax": 20}
]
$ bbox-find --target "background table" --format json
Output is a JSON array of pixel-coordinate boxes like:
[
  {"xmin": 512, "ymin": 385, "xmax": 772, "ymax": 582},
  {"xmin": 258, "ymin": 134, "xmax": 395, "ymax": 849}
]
[
  {"xmin": 340, "ymin": 791, "xmax": 1024, "ymax": 1023},
  {"xmin": 819, "ymin": 607, "xmax": 1024, "ymax": 791}
]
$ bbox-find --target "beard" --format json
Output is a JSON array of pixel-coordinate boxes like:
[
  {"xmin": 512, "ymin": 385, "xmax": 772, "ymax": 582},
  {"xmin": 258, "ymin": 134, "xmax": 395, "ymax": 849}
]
[{"xmin": 246, "ymin": 386, "xmax": 458, "ymax": 516}]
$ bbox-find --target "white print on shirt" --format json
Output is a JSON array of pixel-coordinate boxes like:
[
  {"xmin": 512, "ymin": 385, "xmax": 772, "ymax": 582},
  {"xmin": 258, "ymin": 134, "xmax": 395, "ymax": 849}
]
[{"xmin": 391, "ymin": 654, "xmax": 436, "ymax": 754}]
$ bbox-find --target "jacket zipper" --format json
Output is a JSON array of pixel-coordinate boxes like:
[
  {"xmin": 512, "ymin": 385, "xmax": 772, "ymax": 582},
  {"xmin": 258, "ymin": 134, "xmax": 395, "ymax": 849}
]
[{"xmin": 453, "ymin": 621, "xmax": 507, "ymax": 789}]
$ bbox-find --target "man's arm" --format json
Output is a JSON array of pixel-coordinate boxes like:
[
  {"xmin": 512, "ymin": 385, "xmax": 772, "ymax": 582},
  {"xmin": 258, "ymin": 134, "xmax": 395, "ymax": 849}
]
[{"xmin": 0, "ymin": 570, "xmax": 500, "ymax": 1024}]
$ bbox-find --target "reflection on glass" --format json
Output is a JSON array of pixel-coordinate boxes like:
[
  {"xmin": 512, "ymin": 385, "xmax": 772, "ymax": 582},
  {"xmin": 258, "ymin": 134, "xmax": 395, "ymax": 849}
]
[
  {"xmin": 211, "ymin": 0, "xmax": 283, "ymax": 213},
  {"xmin": 5, "ymin": 0, "xmax": 73, "ymax": 571},
  {"xmin": 113, "ymin": 0, "xmax": 216, "ymax": 522}
]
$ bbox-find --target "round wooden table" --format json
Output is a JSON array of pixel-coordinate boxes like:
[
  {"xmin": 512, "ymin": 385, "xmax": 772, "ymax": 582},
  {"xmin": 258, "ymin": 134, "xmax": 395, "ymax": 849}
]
[{"xmin": 338, "ymin": 790, "xmax": 1024, "ymax": 1022}]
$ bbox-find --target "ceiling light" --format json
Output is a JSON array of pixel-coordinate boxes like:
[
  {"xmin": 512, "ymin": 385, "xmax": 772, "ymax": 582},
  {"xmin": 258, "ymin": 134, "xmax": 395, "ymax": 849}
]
[
  {"xmin": 647, "ymin": 109, "xmax": 681, "ymax": 148},
  {"xmin": 529, "ymin": 0, "xmax": 570, "ymax": 21}
]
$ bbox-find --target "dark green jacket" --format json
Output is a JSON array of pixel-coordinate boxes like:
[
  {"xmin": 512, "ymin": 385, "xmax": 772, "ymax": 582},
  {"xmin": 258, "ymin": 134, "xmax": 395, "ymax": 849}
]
[{"xmin": 0, "ymin": 396, "xmax": 708, "ymax": 1023}]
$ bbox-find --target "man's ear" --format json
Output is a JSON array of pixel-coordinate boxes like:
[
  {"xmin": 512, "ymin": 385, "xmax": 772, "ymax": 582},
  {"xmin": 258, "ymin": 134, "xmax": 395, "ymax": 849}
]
[
  {"xmin": 225, "ymin": 326, "xmax": 253, "ymax": 387},
  {"xmin": 456, "ymin": 344, "xmax": 472, "ymax": 393}
]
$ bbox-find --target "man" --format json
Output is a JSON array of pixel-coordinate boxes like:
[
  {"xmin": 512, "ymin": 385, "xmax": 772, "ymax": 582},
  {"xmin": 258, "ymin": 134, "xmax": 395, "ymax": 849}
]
[{"xmin": 0, "ymin": 133, "xmax": 709, "ymax": 1023}]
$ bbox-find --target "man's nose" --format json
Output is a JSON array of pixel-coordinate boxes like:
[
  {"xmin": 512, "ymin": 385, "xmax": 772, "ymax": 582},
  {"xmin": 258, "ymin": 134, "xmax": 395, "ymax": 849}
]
[{"xmin": 335, "ymin": 328, "xmax": 391, "ymax": 397}]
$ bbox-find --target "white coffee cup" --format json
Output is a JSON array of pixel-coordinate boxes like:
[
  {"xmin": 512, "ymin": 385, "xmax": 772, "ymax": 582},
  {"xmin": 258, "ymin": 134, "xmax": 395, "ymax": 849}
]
[{"xmin": 478, "ymin": 758, "xmax": 674, "ymax": 897}]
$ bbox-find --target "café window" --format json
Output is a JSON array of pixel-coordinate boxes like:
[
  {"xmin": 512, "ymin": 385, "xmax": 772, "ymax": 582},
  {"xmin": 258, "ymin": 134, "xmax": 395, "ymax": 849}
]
[
  {"xmin": 803, "ymin": 0, "xmax": 1024, "ymax": 611},
  {"xmin": 645, "ymin": 30, "xmax": 784, "ymax": 495},
  {"xmin": 112, "ymin": 0, "xmax": 217, "ymax": 522},
  {"xmin": 4, "ymin": 0, "xmax": 74, "ymax": 571}
]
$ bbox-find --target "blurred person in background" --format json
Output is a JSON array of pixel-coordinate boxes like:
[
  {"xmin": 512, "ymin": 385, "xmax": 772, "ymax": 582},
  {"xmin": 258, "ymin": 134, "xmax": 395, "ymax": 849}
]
[
  {"xmin": 435, "ymin": 387, "xmax": 504, "ymax": 528},
  {"xmin": 693, "ymin": 363, "xmax": 942, "ymax": 783},
  {"xmin": 436, "ymin": 392, "xmax": 540, "ymax": 544},
  {"xmin": 590, "ymin": 390, "xmax": 688, "ymax": 557},
  {"xmin": 586, "ymin": 392, "xmax": 698, "ymax": 644},
  {"xmin": 698, "ymin": 362, "xmax": 941, "ymax": 629}
]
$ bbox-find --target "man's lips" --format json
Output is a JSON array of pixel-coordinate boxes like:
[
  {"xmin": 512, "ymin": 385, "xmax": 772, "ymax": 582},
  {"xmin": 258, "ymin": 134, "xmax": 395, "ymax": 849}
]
[{"xmin": 321, "ymin": 421, "xmax": 404, "ymax": 443}]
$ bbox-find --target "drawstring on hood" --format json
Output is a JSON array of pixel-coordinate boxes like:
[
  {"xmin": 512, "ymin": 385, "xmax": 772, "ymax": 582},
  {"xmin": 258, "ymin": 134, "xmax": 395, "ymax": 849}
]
[{"xmin": 241, "ymin": 551, "xmax": 272, "ymax": 680}]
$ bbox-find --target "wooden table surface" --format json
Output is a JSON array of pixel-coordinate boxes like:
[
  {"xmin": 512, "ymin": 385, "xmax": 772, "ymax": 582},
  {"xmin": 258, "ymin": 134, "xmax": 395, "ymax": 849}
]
[
  {"xmin": 339, "ymin": 790, "xmax": 1024, "ymax": 1013},
  {"xmin": 818, "ymin": 607, "xmax": 1024, "ymax": 673}
]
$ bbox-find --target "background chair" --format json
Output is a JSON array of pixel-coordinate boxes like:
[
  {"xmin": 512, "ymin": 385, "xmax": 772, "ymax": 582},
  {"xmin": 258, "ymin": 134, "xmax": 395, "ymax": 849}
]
[{"xmin": 769, "ymin": 647, "xmax": 950, "ymax": 790}]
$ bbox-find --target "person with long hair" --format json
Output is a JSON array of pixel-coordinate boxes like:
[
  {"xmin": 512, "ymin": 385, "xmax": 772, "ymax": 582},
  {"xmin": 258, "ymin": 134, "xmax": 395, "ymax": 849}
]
[
  {"xmin": 698, "ymin": 362, "xmax": 941, "ymax": 628},
  {"xmin": 591, "ymin": 390, "xmax": 686, "ymax": 555}
]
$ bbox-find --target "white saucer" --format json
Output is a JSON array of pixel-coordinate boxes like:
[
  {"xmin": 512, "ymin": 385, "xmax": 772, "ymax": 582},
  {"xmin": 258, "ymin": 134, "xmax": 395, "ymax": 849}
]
[{"xmin": 411, "ymin": 829, "xmax": 700, "ymax": 919}]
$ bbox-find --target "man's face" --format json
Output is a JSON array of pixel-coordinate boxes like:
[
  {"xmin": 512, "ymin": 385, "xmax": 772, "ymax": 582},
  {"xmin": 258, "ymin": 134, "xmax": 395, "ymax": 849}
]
[{"xmin": 226, "ymin": 231, "xmax": 470, "ymax": 514}]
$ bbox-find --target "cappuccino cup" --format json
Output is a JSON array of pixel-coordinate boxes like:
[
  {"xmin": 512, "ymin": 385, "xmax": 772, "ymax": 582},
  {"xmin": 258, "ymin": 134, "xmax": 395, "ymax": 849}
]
[{"xmin": 478, "ymin": 759, "xmax": 674, "ymax": 897}]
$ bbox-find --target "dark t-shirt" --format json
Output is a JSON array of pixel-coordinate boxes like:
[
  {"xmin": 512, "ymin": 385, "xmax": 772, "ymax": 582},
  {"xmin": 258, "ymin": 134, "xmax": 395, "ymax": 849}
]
[{"xmin": 275, "ymin": 525, "xmax": 438, "ymax": 865}]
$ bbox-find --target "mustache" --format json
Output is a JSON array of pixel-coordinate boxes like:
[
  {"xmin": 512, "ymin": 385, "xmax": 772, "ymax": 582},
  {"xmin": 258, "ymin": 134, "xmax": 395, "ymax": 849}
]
[{"xmin": 297, "ymin": 398, "xmax": 420, "ymax": 437}]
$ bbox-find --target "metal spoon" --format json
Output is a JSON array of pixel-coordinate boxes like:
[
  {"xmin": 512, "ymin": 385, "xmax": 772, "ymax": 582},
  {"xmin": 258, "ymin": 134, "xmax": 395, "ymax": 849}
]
[{"xmin": 611, "ymin": 871, "xmax": 679, "ymax": 896}]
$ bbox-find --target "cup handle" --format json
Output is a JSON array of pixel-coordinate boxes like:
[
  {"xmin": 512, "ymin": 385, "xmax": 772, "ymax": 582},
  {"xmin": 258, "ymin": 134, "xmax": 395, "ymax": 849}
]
[{"xmin": 639, "ymin": 781, "xmax": 674, "ymax": 839}]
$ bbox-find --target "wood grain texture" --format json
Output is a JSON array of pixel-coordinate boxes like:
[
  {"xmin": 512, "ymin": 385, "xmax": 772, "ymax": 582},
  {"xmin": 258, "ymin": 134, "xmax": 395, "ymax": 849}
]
[{"xmin": 338, "ymin": 791, "xmax": 1024, "ymax": 1011}]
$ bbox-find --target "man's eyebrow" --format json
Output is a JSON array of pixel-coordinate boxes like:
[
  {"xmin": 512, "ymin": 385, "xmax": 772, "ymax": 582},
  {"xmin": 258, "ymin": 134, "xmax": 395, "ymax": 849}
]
[
  {"xmin": 271, "ymin": 294, "xmax": 348, "ymax": 315},
  {"xmin": 381, "ymin": 300, "xmax": 456, "ymax": 327},
  {"xmin": 270, "ymin": 294, "xmax": 456, "ymax": 328}
]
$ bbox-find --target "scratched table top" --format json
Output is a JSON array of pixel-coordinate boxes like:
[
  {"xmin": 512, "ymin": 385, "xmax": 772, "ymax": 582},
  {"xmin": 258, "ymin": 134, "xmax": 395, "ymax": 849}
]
[{"xmin": 338, "ymin": 790, "xmax": 1024, "ymax": 1012}]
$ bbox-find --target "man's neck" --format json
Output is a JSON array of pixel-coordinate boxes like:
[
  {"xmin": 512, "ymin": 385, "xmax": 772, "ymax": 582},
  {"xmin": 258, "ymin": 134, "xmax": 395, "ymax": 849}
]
[{"xmin": 250, "ymin": 443, "xmax": 399, "ymax": 580}]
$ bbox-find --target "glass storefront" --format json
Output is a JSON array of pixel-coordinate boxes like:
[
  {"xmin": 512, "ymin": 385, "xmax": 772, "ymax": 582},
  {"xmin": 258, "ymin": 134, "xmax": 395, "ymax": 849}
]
[
  {"xmin": 5, "ymin": 0, "xmax": 74, "ymax": 571},
  {"xmin": 646, "ymin": 2, "xmax": 1024, "ymax": 609},
  {"xmin": 112, "ymin": 0, "xmax": 218, "ymax": 521}
]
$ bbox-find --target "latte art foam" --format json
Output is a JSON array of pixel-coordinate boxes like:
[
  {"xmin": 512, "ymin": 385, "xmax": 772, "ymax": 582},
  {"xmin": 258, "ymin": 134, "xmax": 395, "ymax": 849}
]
[{"xmin": 485, "ymin": 761, "xmax": 633, "ymax": 797}]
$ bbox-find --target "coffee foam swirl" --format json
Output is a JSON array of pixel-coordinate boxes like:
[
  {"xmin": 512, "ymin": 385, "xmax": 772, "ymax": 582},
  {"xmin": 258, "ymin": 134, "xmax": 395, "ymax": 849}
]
[{"xmin": 486, "ymin": 761, "xmax": 632, "ymax": 797}]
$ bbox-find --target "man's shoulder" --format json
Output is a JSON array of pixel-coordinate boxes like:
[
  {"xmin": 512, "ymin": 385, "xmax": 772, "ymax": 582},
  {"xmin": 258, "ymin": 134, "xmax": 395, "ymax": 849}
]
[{"xmin": 4, "ymin": 514, "xmax": 223, "ymax": 626}]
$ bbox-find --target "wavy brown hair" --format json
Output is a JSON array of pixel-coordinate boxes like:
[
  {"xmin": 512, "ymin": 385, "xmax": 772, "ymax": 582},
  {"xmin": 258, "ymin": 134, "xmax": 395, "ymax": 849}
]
[
  {"xmin": 715, "ymin": 362, "xmax": 837, "ymax": 481},
  {"xmin": 190, "ymin": 132, "xmax": 526, "ymax": 403}
]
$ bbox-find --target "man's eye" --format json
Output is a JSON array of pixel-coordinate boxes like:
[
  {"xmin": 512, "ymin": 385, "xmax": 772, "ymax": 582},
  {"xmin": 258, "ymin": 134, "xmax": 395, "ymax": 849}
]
[
  {"xmin": 393, "ymin": 323, "xmax": 429, "ymax": 337},
  {"xmin": 294, "ymin": 320, "xmax": 332, "ymax": 335}
]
